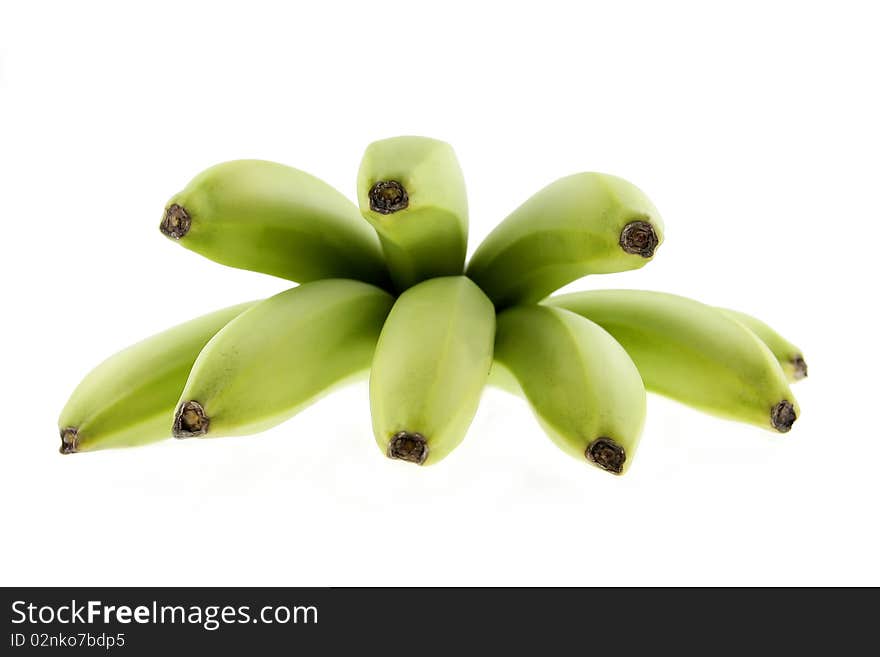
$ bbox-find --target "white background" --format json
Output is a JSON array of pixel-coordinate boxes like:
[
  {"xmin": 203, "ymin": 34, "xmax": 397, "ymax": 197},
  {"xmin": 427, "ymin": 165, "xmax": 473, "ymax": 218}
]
[{"xmin": 1, "ymin": 1, "xmax": 877, "ymax": 586}]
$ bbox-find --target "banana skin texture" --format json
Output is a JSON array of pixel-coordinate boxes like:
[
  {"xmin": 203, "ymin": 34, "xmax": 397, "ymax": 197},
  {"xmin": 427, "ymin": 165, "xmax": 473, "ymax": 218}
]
[
  {"xmin": 173, "ymin": 279, "xmax": 394, "ymax": 439},
  {"xmin": 357, "ymin": 136, "xmax": 468, "ymax": 292},
  {"xmin": 546, "ymin": 290, "xmax": 799, "ymax": 432},
  {"xmin": 58, "ymin": 301, "xmax": 256, "ymax": 454},
  {"xmin": 161, "ymin": 160, "xmax": 390, "ymax": 288},
  {"xmin": 494, "ymin": 305, "xmax": 647, "ymax": 475},
  {"xmin": 718, "ymin": 308, "xmax": 808, "ymax": 382},
  {"xmin": 467, "ymin": 173, "xmax": 664, "ymax": 309},
  {"xmin": 370, "ymin": 276, "xmax": 495, "ymax": 465}
]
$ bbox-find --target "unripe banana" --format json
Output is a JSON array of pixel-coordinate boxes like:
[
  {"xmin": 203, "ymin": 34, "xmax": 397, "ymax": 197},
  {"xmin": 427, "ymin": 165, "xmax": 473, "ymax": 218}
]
[
  {"xmin": 356, "ymin": 136, "xmax": 468, "ymax": 291},
  {"xmin": 173, "ymin": 279, "xmax": 393, "ymax": 439},
  {"xmin": 370, "ymin": 276, "xmax": 494, "ymax": 465},
  {"xmin": 58, "ymin": 301, "xmax": 256, "ymax": 454},
  {"xmin": 494, "ymin": 305, "xmax": 646, "ymax": 475},
  {"xmin": 466, "ymin": 173, "xmax": 664, "ymax": 308},
  {"xmin": 546, "ymin": 290, "xmax": 799, "ymax": 432},
  {"xmin": 717, "ymin": 308, "xmax": 807, "ymax": 382},
  {"xmin": 161, "ymin": 160, "xmax": 390, "ymax": 288}
]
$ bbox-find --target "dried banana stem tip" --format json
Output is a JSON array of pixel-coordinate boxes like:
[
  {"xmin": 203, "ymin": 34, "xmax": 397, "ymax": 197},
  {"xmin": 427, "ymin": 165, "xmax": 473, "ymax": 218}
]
[
  {"xmin": 619, "ymin": 220, "xmax": 658, "ymax": 257},
  {"xmin": 771, "ymin": 400, "xmax": 797, "ymax": 433},
  {"xmin": 173, "ymin": 400, "xmax": 209, "ymax": 438},
  {"xmin": 160, "ymin": 204, "xmax": 191, "ymax": 239},
  {"xmin": 387, "ymin": 431, "xmax": 428, "ymax": 464},
  {"xmin": 59, "ymin": 427, "xmax": 79, "ymax": 454},
  {"xmin": 792, "ymin": 356, "xmax": 808, "ymax": 380},
  {"xmin": 369, "ymin": 181, "xmax": 409, "ymax": 214},
  {"xmin": 586, "ymin": 437, "xmax": 626, "ymax": 474}
]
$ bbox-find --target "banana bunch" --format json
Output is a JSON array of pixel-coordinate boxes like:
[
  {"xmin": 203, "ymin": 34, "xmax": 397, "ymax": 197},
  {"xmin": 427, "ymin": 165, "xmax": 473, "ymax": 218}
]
[{"xmin": 59, "ymin": 136, "xmax": 807, "ymax": 475}]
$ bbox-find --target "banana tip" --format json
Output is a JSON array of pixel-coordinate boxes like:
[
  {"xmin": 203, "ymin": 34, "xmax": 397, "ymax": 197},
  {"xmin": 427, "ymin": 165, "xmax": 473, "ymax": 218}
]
[
  {"xmin": 792, "ymin": 356, "xmax": 808, "ymax": 380},
  {"xmin": 771, "ymin": 400, "xmax": 797, "ymax": 433},
  {"xmin": 160, "ymin": 203, "xmax": 191, "ymax": 239},
  {"xmin": 619, "ymin": 220, "xmax": 658, "ymax": 258},
  {"xmin": 369, "ymin": 180, "xmax": 409, "ymax": 215},
  {"xmin": 173, "ymin": 400, "xmax": 209, "ymax": 438},
  {"xmin": 59, "ymin": 427, "xmax": 78, "ymax": 454},
  {"xmin": 387, "ymin": 431, "xmax": 428, "ymax": 465},
  {"xmin": 586, "ymin": 437, "xmax": 626, "ymax": 475}
]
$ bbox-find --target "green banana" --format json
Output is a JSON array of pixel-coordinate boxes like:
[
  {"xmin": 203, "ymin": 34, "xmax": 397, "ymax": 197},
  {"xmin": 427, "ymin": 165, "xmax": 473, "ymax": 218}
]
[
  {"xmin": 369, "ymin": 276, "xmax": 495, "ymax": 465},
  {"xmin": 466, "ymin": 173, "xmax": 664, "ymax": 308},
  {"xmin": 718, "ymin": 308, "xmax": 807, "ymax": 381},
  {"xmin": 161, "ymin": 160, "xmax": 390, "ymax": 288},
  {"xmin": 58, "ymin": 301, "xmax": 256, "ymax": 454},
  {"xmin": 546, "ymin": 290, "xmax": 799, "ymax": 432},
  {"xmin": 494, "ymin": 305, "xmax": 646, "ymax": 475},
  {"xmin": 173, "ymin": 279, "xmax": 393, "ymax": 439},
  {"xmin": 356, "ymin": 136, "xmax": 468, "ymax": 291}
]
